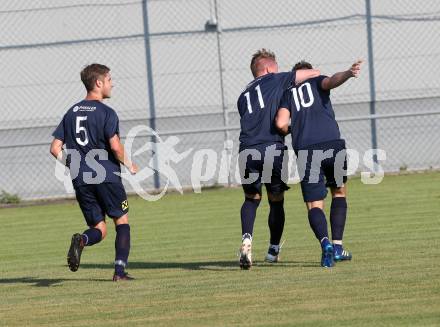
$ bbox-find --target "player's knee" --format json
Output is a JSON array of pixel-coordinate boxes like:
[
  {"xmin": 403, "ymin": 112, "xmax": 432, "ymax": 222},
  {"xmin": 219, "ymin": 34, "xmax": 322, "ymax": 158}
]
[
  {"xmin": 306, "ymin": 200, "xmax": 324, "ymax": 211},
  {"xmin": 114, "ymin": 214, "xmax": 129, "ymax": 225},
  {"xmin": 331, "ymin": 186, "xmax": 346, "ymax": 198},
  {"xmin": 94, "ymin": 221, "xmax": 107, "ymax": 240},
  {"xmin": 245, "ymin": 192, "xmax": 261, "ymax": 201},
  {"xmin": 267, "ymin": 192, "xmax": 284, "ymax": 202}
]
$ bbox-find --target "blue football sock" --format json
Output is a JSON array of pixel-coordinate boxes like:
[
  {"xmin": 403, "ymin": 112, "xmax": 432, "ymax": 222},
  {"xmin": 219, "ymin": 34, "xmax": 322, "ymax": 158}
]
[
  {"xmin": 240, "ymin": 197, "xmax": 260, "ymax": 237},
  {"xmin": 308, "ymin": 207, "xmax": 329, "ymax": 244},
  {"xmin": 82, "ymin": 228, "xmax": 102, "ymax": 246},
  {"xmin": 268, "ymin": 199, "xmax": 285, "ymax": 245},
  {"xmin": 330, "ymin": 197, "xmax": 347, "ymax": 242},
  {"xmin": 115, "ymin": 224, "xmax": 130, "ymax": 276}
]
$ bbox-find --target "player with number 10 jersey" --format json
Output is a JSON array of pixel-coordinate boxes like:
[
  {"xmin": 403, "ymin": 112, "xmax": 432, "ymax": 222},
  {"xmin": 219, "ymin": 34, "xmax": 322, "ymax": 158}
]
[{"xmin": 276, "ymin": 60, "xmax": 363, "ymax": 267}]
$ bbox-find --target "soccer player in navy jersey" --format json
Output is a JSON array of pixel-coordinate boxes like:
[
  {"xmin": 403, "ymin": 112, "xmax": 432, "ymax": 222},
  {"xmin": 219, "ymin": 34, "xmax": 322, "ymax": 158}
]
[
  {"xmin": 237, "ymin": 49, "xmax": 320, "ymax": 269},
  {"xmin": 276, "ymin": 59, "xmax": 362, "ymax": 267},
  {"xmin": 50, "ymin": 64, "xmax": 139, "ymax": 281}
]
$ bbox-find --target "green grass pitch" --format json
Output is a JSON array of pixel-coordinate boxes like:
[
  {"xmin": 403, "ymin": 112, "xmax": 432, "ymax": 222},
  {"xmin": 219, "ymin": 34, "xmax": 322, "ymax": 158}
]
[{"xmin": 1, "ymin": 172, "xmax": 440, "ymax": 326}]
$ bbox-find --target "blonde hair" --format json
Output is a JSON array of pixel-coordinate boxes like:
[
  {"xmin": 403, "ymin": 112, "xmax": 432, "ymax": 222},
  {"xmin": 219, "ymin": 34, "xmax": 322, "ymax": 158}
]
[{"xmin": 250, "ymin": 48, "xmax": 276, "ymax": 77}]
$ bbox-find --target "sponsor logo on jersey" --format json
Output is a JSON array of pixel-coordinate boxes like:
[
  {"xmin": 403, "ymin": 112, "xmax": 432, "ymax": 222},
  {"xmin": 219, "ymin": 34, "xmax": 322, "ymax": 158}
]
[{"xmin": 77, "ymin": 105, "xmax": 96, "ymax": 112}]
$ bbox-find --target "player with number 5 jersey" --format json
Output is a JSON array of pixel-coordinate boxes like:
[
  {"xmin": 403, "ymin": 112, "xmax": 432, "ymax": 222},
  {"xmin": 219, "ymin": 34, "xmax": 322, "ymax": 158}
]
[
  {"xmin": 236, "ymin": 49, "xmax": 320, "ymax": 269},
  {"xmin": 50, "ymin": 64, "xmax": 139, "ymax": 281},
  {"xmin": 53, "ymin": 98, "xmax": 122, "ymax": 187}
]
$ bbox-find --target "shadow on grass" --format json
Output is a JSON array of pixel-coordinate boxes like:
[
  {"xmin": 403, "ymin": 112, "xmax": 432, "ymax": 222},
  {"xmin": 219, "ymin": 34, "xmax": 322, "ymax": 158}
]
[
  {"xmin": 81, "ymin": 261, "xmax": 236, "ymax": 271},
  {"xmin": 0, "ymin": 277, "xmax": 110, "ymax": 287},
  {"xmin": 80, "ymin": 260, "xmax": 319, "ymax": 271},
  {"xmin": 0, "ymin": 261, "xmax": 320, "ymax": 287}
]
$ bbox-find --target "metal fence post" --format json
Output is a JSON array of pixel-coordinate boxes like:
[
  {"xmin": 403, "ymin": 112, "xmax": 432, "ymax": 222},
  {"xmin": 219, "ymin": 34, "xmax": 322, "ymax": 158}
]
[
  {"xmin": 208, "ymin": 0, "xmax": 232, "ymax": 185},
  {"xmin": 365, "ymin": 0, "xmax": 378, "ymax": 164},
  {"xmin": 142, "ymin": 0, "xmax": 160, "ymax": 189}
]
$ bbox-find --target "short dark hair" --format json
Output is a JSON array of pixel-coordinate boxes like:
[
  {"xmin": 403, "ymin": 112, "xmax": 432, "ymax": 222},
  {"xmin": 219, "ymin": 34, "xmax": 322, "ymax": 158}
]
[
  {"xmin": 293, "ymin": 60, "xmax": 313, "ymax": 70},
  {"xmin": 80, "ymin": 64, "xmax": 110, "ymax": 92},
  {"xmin": 250, "ymin": 48, "xmax": 276, "ymax": 77}
]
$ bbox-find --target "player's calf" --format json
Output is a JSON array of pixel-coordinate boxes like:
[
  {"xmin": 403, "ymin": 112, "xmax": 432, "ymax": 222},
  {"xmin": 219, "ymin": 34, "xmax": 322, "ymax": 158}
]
[{"xmin": 113, "ymin": 223, "xmax": 132, "ymax": 280}]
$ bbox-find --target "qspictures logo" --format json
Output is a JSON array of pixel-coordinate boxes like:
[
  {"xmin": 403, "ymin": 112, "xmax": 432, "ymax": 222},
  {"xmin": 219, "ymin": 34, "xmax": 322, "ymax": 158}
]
[{"xmin": 54, "ymin": 125, "xmax": 386, "ymax": 201}]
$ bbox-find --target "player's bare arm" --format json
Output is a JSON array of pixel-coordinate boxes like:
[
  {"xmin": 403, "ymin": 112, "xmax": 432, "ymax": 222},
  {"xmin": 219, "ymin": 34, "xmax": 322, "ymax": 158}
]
[
  {"xmin": 321, "ymin": 60, "xmax": 363, "ymax": 90},
  {"xmin": 109, "ymin": 134, "xmax": 138, "ymax": 174},
  {"xmin": 50, "ymin": 138, "xmax": 66, "ymax": 163},
  {"xmin": 295, "ymin": 69, "xmax": 320, "ymax": 84},
  {"xmin": 275, "ymin": 107, "xmax": 291, "ymax": 135}
]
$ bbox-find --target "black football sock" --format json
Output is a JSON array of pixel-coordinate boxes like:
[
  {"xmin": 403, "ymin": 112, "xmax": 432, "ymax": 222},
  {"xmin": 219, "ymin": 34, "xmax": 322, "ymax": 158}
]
[
  {"xmin": 308, "ymin": 207, "xmax": 329, "ymax": 246},
  {"xmin": 268, "ymin": 199, "xmax": 285, "ymax": 245},
  {"xmin": 241, "ymin": 197, "xmax": 261, "ymax": 238},
  {"xmin": 330, "ymin": 197, "xmax": 347, "ymax": 242},
  {"xmin": 115, "ymin": 224, "xmax": 130, "ymax": 276},
  {"xmin": 82, "ymin": 228, "xmax": 102, "ymax": 246}
]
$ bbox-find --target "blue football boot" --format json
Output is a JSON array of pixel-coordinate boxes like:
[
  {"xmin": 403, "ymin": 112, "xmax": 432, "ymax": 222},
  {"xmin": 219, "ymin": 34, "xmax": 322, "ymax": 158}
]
[
  {"xmin": 321, "ymin": 240, "xmax": 335, "ymax": 268},
  {"xmin": 333, "ymin": 244, "xmax": 352, "ymax": 262}
]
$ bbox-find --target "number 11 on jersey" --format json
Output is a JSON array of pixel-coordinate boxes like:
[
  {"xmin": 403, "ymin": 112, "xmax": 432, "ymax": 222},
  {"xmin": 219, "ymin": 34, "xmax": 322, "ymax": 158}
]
[{"xmin": 244, "ymin": 84, "xmax": 265, "ymax": 113}]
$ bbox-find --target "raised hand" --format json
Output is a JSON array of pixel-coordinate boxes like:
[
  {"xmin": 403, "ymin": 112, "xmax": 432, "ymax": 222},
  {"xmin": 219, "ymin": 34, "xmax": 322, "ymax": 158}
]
[{"xmin": 350, "ymin": 60, "xmax": 363, "ymax": 78}]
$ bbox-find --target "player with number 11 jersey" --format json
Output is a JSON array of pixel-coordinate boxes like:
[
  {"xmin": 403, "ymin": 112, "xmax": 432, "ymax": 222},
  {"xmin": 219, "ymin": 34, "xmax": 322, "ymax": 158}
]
[{"xmin": 236, "ymin": 49, "xmax": 320, "ymax": 269}]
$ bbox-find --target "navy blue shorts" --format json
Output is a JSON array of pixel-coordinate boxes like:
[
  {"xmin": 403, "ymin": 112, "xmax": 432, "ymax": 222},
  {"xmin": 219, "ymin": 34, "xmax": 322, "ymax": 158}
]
[
  {"xmin": 297, "ymin": 139, "xmax": 347, "ymax": 202},
  {"xmin": 74, "ymin": 182, "xmax": 129, "ymax": 227},
  {"xmin": 239, "ymin": 142, "xmax": 289, "ymax": 195}
]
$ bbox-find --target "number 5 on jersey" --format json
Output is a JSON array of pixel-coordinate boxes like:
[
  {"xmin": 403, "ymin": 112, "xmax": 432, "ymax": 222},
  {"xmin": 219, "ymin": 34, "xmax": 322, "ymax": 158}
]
[
  {"xmin": 244, "ymin": 84, "xmax": 265, "ymax": 113},
  {"xmin": 76, "ymin": 116, "xmax": 89, "ymax": 146}
]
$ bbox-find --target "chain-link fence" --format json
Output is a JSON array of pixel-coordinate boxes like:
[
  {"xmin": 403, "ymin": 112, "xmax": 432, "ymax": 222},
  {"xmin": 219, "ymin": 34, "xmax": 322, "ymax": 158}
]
[{"xmin": 1, "ymin": 0, "xmax": 439, "ymax": 200}]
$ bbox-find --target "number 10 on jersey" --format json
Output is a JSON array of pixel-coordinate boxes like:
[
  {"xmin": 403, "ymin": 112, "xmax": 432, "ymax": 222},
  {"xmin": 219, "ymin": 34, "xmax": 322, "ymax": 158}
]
[{"xmin": 291, "ymin": 82, "xmax": 314, "ymax": 111}]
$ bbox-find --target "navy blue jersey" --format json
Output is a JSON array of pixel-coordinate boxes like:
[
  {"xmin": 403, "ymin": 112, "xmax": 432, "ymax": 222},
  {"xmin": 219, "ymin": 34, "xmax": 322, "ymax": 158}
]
[
  {"xmin": 238, "ymin": 71, "xmax": 295, "ymax": 147},
  {"xmin": 52, "ymin": 100, "xmax": 121, "ymax": 187},
  {"xmin": 280, "ymin": 75, "xmax": 341, "ymax": 150}
]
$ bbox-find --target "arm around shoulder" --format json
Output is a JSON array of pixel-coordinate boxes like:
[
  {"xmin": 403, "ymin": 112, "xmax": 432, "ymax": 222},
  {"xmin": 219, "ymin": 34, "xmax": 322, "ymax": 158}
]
[
  {"xmin": 295, "ymin": 69, "xmax": 320, "ymax": 84},
  {"xmin": 275, "ymin": 108, "xmax": 291, "ymax": 135}
]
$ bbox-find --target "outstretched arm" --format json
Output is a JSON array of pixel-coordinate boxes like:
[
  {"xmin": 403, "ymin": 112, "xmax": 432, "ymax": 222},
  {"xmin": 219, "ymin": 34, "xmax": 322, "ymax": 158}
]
[
  {"xmin": 295, "ymin": 69, "xmax": 320, "ymax": 84},
  {"xmin": 321, "ymin": 60, "xmax": 363, "ymax": 91},
  {"xmin": 275, "ymin": 108, "xmax": 291, "ymax": 135}
]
